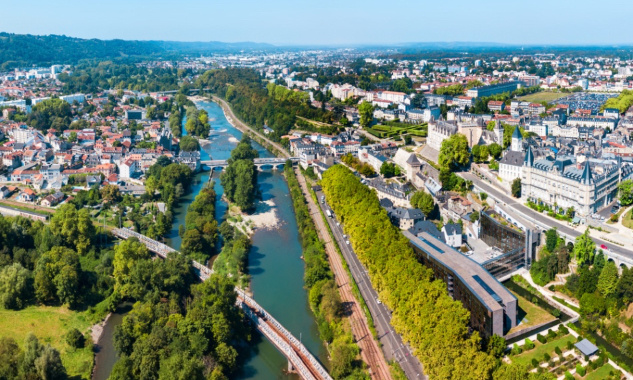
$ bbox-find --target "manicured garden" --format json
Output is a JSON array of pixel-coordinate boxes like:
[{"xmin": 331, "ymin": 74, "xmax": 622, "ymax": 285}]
[
  {"xmin": 510, "ymin": 331, "xmax": 575, "ymax": 368},
  {"xmin": 366, "ymin": 122, "xmax": 427, "ymax": 138}
]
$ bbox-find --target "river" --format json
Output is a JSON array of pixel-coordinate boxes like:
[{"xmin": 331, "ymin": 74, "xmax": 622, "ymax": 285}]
[{"xmin": 93, "ymin": 100, "xmax": 327, "ymax": 379}]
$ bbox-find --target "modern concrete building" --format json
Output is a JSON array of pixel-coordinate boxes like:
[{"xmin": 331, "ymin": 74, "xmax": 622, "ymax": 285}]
[
  {"xmin": 404, "ymin": 230, "xmax": 517, "ymax": 338},
  {"xmin": 466, "ymin": 81, "xmax": 523, "ymax": 98}
]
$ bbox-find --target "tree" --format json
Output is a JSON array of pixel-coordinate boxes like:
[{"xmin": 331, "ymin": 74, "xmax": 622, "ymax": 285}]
[
  {"xmin": 358, "ymin": 101, "xmax": 374, "ymax": 128},
  {"xmin": 34, "ymin": 247, "xmax": 81, "ymax": 307},
  {"xmin": 470, "ymin": 210, "xmax": 480, "ymax": 222},
  {"xmin": 411, "ymin": 191, "xmax": 435, "ymax": 216},
  {"xmin": 545, "ymin": 228, "xmax": 558, "ymax": 252},
  {"xmin": 112, "ymin": 238, "xmax": 151, "ymax": 298},
  {"xmin": 34, "ymin": 345, "xmax": 67, "ymax": 380},
  {"xmin": 438, "ymin": 133, "xmax": 470, "ymax": 170},
  {"xmin": 100, "ymin": 184, "xmax": 121, "ymax": 203},
  {"xmin": 511, "ymin": 178, "xmax": 521, "ymax": 198},
  {"xmin": 380, "ymin": 162, "xmax": 397, "ymax": 178},
  {"xmin": 0, "ymin": 263, "xmax": 32, "ymax": 310},
  {"xmin": 179, "ymin": 135, "xmax": 200, "ymax": 152},
  {"xmin": 488, "ymin": 143, "xmax": 502, "ymax": 159},
  {"xmin": 597, "ymin": 260, "xmax": 619, "ymax": 297},
  {"xmin": 486, "ymin": 334, "xmax": 507, "ymax": 358},
  {"xmin": 68, "ymin": 131, "xmax": 77, "ymax": 143},
  {"xmin": 49, "ymin": 204, "xmax": 96, "ymax": 255},
  {"xmin": 620, "ymin": 180, "xmax": 633, "ymax": 206},
  {"xmin": 65, "ymin": 328, "xmax": 85, "ymax": 349},
  {"xmin": 574, "ymin": 228, "xmax": 595, "ymax": 266}
]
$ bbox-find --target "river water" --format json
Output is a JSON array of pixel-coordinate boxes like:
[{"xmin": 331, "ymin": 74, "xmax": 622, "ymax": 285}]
[{"xmin": 93, "ymin": 100, "xmax": 327, "ymax": 379}]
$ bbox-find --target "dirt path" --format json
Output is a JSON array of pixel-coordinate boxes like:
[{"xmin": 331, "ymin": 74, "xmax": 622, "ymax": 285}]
[{"xmin": 295, "ymin": 167, "xmax": 392, "ymax": 380}]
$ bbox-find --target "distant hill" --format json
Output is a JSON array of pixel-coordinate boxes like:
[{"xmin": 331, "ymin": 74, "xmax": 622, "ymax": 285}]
[{"xmin": 0, "ymin": 32, "xmax": 276, "ymax": 69}]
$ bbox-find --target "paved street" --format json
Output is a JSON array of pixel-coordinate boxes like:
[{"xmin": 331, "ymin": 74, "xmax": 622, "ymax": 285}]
[
  {"xmin": 460, "ymin": 171, "xmax": 633, "ymax": 264},
  {"xmin": 315, "ymin": 189, "xmax": 425, "ymax": 380}
]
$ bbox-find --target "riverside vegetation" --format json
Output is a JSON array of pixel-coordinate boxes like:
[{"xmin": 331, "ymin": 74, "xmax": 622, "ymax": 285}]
[{"xmin": 284, "ymin": 163, "xmax": 365, "ymax": 379}]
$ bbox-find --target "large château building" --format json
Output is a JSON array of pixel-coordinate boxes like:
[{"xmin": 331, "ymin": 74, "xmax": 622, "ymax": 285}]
[{"xmin": 521, "ymin": 147, "xmax": 633, "ymax": 218}]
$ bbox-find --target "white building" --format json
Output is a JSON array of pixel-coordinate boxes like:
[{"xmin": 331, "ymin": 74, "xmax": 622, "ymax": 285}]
[
  {"xmin": 522, "ymin": 148, "xmax": 632, "ymax": 218},
  {"xmin": 427, "ymin": 120, "xmax": 458, "ymax": 151},
  {"xmin": 498, "ymin": 127, "xmax": 524, "ymax": 183}
]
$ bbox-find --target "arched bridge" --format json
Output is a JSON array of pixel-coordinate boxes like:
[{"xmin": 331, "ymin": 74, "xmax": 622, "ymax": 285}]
[
  {"xmin": 201, "ymin": 157, "xmax": 299, "ymax": 171},
  {"xmin": 111, "ymin": 228, "xmax": 331, "ymax": 380}
]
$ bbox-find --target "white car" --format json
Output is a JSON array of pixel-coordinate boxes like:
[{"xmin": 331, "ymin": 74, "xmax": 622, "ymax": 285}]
[
  {"xmin": 376, "ymin": 298, "xmax": 382, "ymax": 304},
  {"xmin": 345, "ymin": 241, "xmax": 350, "ymax": 245}
]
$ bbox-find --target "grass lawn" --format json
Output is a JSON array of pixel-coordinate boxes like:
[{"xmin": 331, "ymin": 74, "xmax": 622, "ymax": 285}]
[
  {"xmin": 0, "ymin": 305, "xmax": 95, "ymax": 379},
  {"xmin": 517, "ymin": 92, "xmax": 570, "ymax": 104},
  {"xmin": 511, "ymin": 334, "xmax": 576, "ymax": 367},
  {"xmin": 584, "ymin": 363, "xmax": 618, "ymax": 379},
  {"xmin": 622, "ymin": 209, "xmax": 633, "ymax": 230},
  {"xmin": 507, "ymin": 290, "xmax": 557, "ymax": 335}
]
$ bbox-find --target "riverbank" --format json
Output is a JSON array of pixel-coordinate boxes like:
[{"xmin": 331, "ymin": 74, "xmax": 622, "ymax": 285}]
[{"xmin": 206, "ymin": 95, "xmax": 291, "ymax": 158}]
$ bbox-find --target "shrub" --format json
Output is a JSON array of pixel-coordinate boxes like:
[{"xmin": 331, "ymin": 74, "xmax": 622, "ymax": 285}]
[
  {"xmin": 65, "ymin": 328, "xmax": 85, "ymax": 348},
  {"xmin": 547, "ymin": 329, "xmax": 557, "ymax": 339},
  {"xmin": 564, "ymin": 371, "xmax": 574, "ymax": 380},
  {"xmin": 559, "ymin": 325, "xmax": 569, "ymax": 335},
  {"xmin": 549, "ymin": 285, "xmax": 555, "ymax": 291},
  {"xmin": 524, "ymin": 338, "xmax": 535, "ymax": 350},
  {"xmin": 544, "ymin": 353, "xmax": 551, "ymax": 361},
  {"xmin": 551, "ymin": 308, "xmax": 561, "ymax": 318},
  {"xmin": 576, "ymin": 364, "xmax": 586, "ymax": 377},
  {"xmin": 566, "ymin": 340, "xmax": 574, "ymax": 350},
  {"xmin": 577, "ymin": 335, "xmax": 584, "ymax": 342},
  {"xmin": 531, "ymin": 358, "xmax": 539, "ymax": 368},
  {"xmin": 511, "ymin": 343, "xmax": 523, "ymax": 355},
  {"xmin": 537, "ymin": 334, "xmax": 547, "ymax": 344},
  {"xmin": 555, "ymin": 346, "xmax": 562, "ymax": 355}
]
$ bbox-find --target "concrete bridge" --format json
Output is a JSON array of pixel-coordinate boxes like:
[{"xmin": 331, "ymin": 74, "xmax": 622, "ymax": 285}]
[
  {"xmin": 201, "ymin": 157, "xmax": 299, "ymax": 171},
  {"xmin": 111, "ymin": 228, "xmax": 331, "ymax": 380}
]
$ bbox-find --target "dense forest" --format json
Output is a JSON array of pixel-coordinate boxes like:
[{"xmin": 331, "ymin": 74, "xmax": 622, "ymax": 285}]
[
  {"xmin": 180, "ymin": 187, "xmax": 218, "ymax": 264},
  {"xmin": 321, "ymin": 165, "xmax": 505, "ymax": 380},
  {"xmin": 110, "ymin": 239, "xmax": 248, "ymax": 380},
  {"xmin": 58, "ymin": 62, "xmax": 185, "ymax": 94},
  {"xmin": 195, "ymin": 68, "xmax": 337, "ymax": 141},
  {"xmin": 221, "ymin": 135, "xmax": 259, "ymax": 211},
  {"xmin": 0, "ymin": 33, "xmax": 274, "ymax": 69}
]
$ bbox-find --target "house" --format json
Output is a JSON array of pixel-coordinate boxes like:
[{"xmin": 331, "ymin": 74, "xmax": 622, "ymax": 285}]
[
  {"xmin": 386, "ymin": 207, "xmax": 425, "ymax": 230},
  {"xmin": 442, "ymin": 223, "xmax": 463, "ymax": 248},
  {"xmin": 41, "ymin": 191, "xmax": 64, "ymax": 207},
  {"xmin": 488, "ymin": 101, "xmax": 505, "ymax": 112},
  {"xmin": 119, "ymin": 158, "xmax": 139, "ymax": 178},
  {"xmin": 0, "ymin": 186, "xmax": 12, "ymax": 199},
  {"xmin": 17, "ymin": 188, "xmax": 36, "ymax": 203}
]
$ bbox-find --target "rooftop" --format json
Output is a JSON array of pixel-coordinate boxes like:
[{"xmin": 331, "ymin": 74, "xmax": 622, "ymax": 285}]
[{"xmin": 403, "ymin": 230, "xmax": 516, "ymax": 314}]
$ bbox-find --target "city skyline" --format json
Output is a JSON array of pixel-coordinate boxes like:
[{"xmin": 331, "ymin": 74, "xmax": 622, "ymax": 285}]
[{"xmin": 3, "ymin": 0, "xmax": 633, "ymax": 46}]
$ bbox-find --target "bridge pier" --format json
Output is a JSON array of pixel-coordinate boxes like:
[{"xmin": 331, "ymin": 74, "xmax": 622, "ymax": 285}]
[{"xmin": 288, "ymin": 360, "xmax": 295, "ymax": 373}]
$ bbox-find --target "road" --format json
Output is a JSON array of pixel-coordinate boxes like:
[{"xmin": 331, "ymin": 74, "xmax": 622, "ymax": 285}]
[
  {"xmin": 314, "ymin": 189, "xmax": 425, "ymax": 380},
  {"xmin": 460, "ymin": 171, "xmax": 633, "ymax": 263},
  {"xmin": 209, "ymin": 95, "xmax": 291, "ymax": 158},
  {"xmin": 295, "ymin": 169, "xmax": 392, "ymax": 380}
]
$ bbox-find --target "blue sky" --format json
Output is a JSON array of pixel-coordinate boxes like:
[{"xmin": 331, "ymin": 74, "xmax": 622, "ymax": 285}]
[{"xmin": 3, "ymin": 0, "xmax": 632, "ymax": 46}]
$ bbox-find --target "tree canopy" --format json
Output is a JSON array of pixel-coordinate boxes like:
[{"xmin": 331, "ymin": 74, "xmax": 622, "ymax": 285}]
[
  {"xmin": 321, "ymin": 165, "xmax": 496, "ymax": 379},
  {"xmin": 439, "ymin": 133, "xmax": 470, "ymax": 170}
]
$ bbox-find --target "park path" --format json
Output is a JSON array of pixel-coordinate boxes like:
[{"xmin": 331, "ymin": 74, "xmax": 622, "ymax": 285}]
[{"xmin": 295, "ymin": 167, "xmax": 393, "ymax": 380}]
